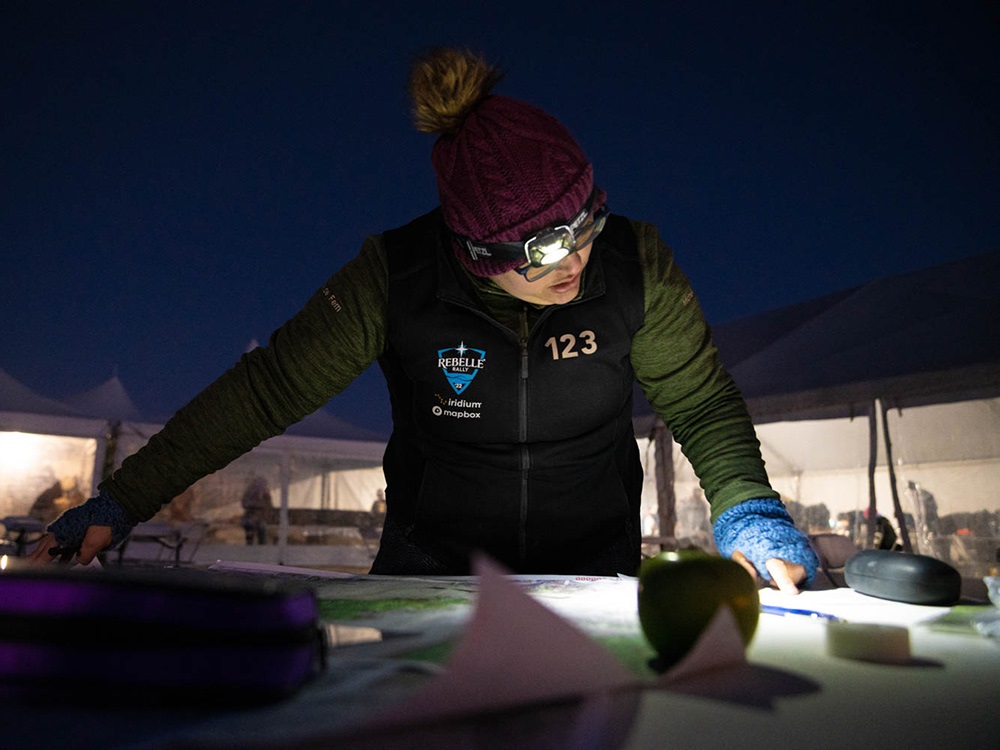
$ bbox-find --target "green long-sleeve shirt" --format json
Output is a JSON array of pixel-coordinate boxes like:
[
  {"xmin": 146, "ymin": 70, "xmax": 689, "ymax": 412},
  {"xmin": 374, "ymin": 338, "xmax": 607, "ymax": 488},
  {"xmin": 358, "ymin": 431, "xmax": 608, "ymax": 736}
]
[{"xmin": 103, "ymin": 218, "xmax": 776, "ymax": 524}]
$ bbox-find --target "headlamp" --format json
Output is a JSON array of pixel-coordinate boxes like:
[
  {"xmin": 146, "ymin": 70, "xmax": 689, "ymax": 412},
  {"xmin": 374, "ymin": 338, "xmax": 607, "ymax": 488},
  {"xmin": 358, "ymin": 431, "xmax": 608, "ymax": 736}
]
[
  {"xmin": 524, "ymin": 224, "xmax": 577, "ymax": 267},
  {"xmin": 455, "ymin": 189, "xmax": 608, "ymax": 275}
]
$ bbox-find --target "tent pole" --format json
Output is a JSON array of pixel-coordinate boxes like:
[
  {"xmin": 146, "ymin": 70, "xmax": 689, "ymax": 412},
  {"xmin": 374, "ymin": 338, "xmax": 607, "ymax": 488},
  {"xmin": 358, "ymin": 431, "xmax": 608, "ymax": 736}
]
[
  {"xmin": 880, "ymin": 400, "xmax": 914, "ymax": 553},
  {"xmin": 100, "ymin": 420, "xmax": 121, "ymax": 482},
  {"xmin": 653, "ymin": 419, "xmax": 675, "ymax": 548},
  {"xmin": 866, "ymin": 402, "xmax": 878, "ymax": 549},
  {"xmin": 278, "ymin": 455, "xmax": 291, "ymax": 565}
]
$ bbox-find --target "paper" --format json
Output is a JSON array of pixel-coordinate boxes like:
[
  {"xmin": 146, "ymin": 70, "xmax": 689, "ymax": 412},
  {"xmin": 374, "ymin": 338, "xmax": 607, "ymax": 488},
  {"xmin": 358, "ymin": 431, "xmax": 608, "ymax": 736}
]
[
  {"xmin": 656, "ymin": 604, "xmax": 823, "ymax": 711},
  {"xmin": 657, "ymin": 605, "xmax": 748, "ymax": 684},
  {"xmin": 759, "ymin": 586, "xmax": 949, "ymax": 627},
  {"xmin": 372, "ymin": 555, "xmax": 641, "ymax": 728}
]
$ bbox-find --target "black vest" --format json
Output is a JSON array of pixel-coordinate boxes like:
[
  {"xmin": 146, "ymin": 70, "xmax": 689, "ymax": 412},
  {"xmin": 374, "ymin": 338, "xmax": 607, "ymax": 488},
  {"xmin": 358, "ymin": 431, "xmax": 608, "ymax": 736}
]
[{"xmin": 378, "ymin": 209, "xmax": 645, "ymax": 573}]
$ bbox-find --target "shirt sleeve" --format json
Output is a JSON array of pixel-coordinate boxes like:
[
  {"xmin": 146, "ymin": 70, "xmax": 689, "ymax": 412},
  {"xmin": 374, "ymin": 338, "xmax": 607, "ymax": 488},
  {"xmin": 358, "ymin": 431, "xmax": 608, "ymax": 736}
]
[
  {"xmin": 101, "ymin": 235, "xmax": 389, "ymax": 522},
  {"xmin": 628, "ymin": 220, "xmax": 778, "ymax": 522}
]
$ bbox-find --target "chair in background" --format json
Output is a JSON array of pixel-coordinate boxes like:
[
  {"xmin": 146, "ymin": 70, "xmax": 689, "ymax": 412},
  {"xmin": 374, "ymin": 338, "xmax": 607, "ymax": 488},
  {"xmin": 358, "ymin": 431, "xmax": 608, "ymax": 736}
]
[
  {"xmin": 116, "ymin": 521, "xmax": 208, "ymax": 566},
  {"xmin": 809, "ymin": 533, "xmax": 860, "ymax": 588},
  {"xmin": 1, "ymin": 516, "xmax": 46, "ymax": 557}
]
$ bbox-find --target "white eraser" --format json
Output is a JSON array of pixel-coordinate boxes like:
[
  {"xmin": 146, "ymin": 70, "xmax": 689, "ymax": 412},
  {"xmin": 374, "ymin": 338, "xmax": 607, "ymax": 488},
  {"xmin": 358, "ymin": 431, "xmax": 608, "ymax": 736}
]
[{"xmin": 826, "ymin": 621, "xmax": 911, "ymax": 664}]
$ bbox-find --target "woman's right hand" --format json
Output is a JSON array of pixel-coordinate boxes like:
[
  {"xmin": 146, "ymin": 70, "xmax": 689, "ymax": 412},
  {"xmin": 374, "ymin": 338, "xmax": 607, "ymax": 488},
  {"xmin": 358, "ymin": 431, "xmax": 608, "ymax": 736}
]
[
  {"xmin": 28, "ymin": 525, "xmax": 113, "ymax": 565},
  {"xmin": 26, "ymin": 490, "xmax": 134, "ymax": 564}
]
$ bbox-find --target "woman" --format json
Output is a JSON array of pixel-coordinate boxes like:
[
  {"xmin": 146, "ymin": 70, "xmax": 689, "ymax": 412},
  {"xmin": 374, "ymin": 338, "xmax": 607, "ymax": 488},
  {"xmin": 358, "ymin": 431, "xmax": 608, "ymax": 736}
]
[{"xmin": 32, "ymin": 48, "xmax": 818, "ymax": 591}]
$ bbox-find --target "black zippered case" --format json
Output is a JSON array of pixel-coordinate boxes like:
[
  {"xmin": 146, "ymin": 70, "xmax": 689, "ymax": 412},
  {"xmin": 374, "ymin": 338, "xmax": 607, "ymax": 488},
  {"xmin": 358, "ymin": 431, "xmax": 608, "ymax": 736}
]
[
  {"xmin": 0, "ymin": 564, "xmax": 326, "ymax": 705},
  {"xmin": 845, "ymin": 549, "xmax": 962, "ymax": 605}
]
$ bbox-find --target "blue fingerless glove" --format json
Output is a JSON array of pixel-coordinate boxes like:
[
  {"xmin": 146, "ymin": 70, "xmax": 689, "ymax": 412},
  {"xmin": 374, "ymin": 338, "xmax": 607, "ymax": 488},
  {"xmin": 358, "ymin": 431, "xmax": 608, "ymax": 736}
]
[
  {"xmin": 713, "ymin": 498, "xmax": 820, "ymax": 586},
  {"xmin": 47, "ymin": 489, "xmax": 136, "ymax": 552}
]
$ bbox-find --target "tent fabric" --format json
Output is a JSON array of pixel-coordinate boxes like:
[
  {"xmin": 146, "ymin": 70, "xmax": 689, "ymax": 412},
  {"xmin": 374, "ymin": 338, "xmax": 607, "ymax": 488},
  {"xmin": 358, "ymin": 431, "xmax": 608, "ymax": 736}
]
[
  {"xmin": 2, "ymin": 368, "xmax": 386, "ymax": 515},
  {"xmin": 60, "ymin": 374, "xmax": 388, "ymax": 442},
  {"xmin": 0, "ymin": 366, "xmax": 89, "ymax": 418},
  {"xmin": 2, "ymin": 367, "xmax": 388, "ymax": 568},
  {"xmin": 0, "ymin": 367, "xmax": 108, "ymax": 440},
  {"xmin": 636, "ymin": 250, "xmax": 1000, "ymax": 425},
  {"xmin": 63, "ymin": 375, "xmax": 144, "ymax": 422}
]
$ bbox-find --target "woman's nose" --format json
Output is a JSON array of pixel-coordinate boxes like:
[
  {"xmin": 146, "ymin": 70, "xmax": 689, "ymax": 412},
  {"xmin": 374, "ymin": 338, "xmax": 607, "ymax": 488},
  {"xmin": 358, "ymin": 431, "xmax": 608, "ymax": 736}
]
[{"xmin": 558, "ymin": 251, "xmax": 583, "ymax": 272}]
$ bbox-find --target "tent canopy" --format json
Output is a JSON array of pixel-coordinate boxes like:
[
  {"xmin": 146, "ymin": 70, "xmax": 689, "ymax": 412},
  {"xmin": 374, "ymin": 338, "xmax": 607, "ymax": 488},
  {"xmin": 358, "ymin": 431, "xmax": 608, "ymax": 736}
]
[
  {"xmin": 636, "ymin": 250, "xmax": 1000, "ymax": 424},
  {"xmin": 1, "ymin": 367, "xmax": 387, "ymax": 522},
  {"xmin": 63, "ymin": 374, "xmax": 144, "ymax": 422},
  {"xmin": 0, "ymin": 367, "xmax": 107, "ymax": 439}
]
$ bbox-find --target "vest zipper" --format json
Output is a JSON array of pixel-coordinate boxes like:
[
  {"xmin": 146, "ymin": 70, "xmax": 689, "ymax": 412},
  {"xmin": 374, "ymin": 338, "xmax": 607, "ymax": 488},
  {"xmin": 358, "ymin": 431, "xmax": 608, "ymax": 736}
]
[{"xmin": 437, "ymin": 293, "xmax": 578, "ymax": 567}]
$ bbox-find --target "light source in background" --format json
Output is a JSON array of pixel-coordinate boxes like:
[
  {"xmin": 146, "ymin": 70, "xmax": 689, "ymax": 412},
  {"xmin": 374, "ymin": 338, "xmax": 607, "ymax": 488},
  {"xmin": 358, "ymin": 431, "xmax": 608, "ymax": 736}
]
[{"xmin": 0, "ymin": 432, "xmax": 41, "ymax": 475}]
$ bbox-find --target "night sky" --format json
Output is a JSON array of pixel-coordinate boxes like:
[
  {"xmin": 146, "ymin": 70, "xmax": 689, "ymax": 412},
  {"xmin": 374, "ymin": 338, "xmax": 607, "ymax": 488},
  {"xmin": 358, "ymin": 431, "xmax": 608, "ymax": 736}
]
[{"xmin": 2, "ymin": 1, "xmax": 998, "ymax": 436}]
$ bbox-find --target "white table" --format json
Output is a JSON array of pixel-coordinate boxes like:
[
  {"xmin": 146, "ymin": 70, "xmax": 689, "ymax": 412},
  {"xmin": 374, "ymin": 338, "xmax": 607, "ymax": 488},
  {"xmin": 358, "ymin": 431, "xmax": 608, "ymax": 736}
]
[
  {"xmin": 622, "ymin": 588, "xmax": 998, "ymax": 748},
  {"xmin": 1, "ymin": 565, "xmax": 996, "ymax": 749}
]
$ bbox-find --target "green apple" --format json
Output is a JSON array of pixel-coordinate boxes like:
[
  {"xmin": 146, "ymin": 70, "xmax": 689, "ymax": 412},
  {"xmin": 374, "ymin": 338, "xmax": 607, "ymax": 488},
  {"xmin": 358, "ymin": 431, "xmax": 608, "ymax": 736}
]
[{"xmin": 637, "ymin": 550, "xmax": 759, "ymax": 668}]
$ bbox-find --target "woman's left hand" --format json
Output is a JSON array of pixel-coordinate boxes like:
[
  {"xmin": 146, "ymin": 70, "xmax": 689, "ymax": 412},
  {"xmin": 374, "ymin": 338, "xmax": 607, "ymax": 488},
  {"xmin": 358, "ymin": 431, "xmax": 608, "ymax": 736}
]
[{"xmin": 731, "ymin": 549, "xmax": 806, "ymax": 594}]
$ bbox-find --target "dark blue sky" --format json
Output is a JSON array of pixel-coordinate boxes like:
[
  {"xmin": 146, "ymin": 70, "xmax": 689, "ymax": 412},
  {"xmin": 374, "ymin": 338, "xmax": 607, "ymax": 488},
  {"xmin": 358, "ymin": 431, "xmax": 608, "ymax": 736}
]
[{"xmin": 2, "ymin": 1, "xmax": 998, "ymax": 436}]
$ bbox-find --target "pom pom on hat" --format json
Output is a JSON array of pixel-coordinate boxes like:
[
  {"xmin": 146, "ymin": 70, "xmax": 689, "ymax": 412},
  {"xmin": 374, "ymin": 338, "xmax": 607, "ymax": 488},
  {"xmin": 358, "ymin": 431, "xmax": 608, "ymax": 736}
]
[{"xmin": 408, "ymin": 48, "xmax": 596, "ymax": 277}]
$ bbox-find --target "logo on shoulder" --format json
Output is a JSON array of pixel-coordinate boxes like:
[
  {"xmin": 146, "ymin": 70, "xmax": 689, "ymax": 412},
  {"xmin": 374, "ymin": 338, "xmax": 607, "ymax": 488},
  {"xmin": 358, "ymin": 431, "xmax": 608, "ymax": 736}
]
[{"xmin": 437, "ymin": 341, "xmax": 486, "ymax": 395}]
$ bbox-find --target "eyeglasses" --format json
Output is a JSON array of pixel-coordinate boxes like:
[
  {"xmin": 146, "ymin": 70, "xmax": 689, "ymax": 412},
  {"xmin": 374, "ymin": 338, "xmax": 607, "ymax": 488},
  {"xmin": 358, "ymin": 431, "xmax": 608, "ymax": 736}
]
[{"xmin": 455, "ymin": 189, "xmax": 609, "ymax": 279}]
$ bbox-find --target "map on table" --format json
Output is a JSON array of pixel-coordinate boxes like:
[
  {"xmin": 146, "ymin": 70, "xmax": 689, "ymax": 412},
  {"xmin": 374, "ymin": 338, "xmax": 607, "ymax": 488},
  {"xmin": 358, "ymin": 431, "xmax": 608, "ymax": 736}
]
[{"xmin": 208, "ymin": 560, "xmax": 657, "ymax": 674}]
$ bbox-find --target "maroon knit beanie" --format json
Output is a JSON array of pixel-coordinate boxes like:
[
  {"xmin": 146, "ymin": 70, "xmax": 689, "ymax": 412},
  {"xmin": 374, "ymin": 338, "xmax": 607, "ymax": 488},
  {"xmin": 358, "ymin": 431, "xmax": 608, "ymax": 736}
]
[{"xmin": 409, "ymin": 49, "xmax": 598, "ymax": 277}]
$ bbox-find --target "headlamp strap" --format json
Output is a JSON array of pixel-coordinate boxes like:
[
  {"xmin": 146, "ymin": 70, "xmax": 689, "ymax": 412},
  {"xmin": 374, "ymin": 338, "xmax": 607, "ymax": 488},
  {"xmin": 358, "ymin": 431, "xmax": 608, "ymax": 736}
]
[{"xmin": 458, "ymin": 189, "xmax": 597, "ymax": 264}]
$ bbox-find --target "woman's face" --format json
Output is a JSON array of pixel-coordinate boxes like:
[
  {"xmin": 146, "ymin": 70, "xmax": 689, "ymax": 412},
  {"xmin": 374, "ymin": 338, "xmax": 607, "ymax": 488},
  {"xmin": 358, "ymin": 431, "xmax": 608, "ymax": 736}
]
[{"xmin": 489, "ymin": 243, "xmax": 593, "ymax": 306}]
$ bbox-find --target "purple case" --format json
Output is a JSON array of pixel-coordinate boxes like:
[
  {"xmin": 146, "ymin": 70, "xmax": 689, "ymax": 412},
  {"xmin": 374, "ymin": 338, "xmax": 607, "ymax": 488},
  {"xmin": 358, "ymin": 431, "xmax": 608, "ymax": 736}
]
[{"xmin": 0, "ymin": 564, "xmax": 326, "ymax": 704}]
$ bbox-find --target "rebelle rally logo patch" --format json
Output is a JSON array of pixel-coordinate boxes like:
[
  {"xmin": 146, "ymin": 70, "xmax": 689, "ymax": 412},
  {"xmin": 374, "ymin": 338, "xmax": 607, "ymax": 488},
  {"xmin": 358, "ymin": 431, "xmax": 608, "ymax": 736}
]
[
  {"xmin": 433, "ymin": 342, "xmax": 486, "ymax": 420},
  {"xmin": 437, "ymin": 341, "xmax": 486, "ymax": 394}
]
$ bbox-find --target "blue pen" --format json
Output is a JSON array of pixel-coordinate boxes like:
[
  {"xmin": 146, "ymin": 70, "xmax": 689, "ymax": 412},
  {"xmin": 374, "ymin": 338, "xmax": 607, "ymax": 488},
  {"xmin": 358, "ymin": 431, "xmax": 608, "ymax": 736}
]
[{"xmin": 760, "ymin": 604, "xmax": 841, "ymax": 622}]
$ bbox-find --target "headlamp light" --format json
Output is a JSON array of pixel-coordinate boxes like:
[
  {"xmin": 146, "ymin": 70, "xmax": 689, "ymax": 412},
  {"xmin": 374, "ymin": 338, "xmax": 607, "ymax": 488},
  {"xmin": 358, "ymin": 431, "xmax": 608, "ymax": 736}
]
[{"xmin": 524, "ymin": 226, "xmax": 575, "ymax": 267}]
